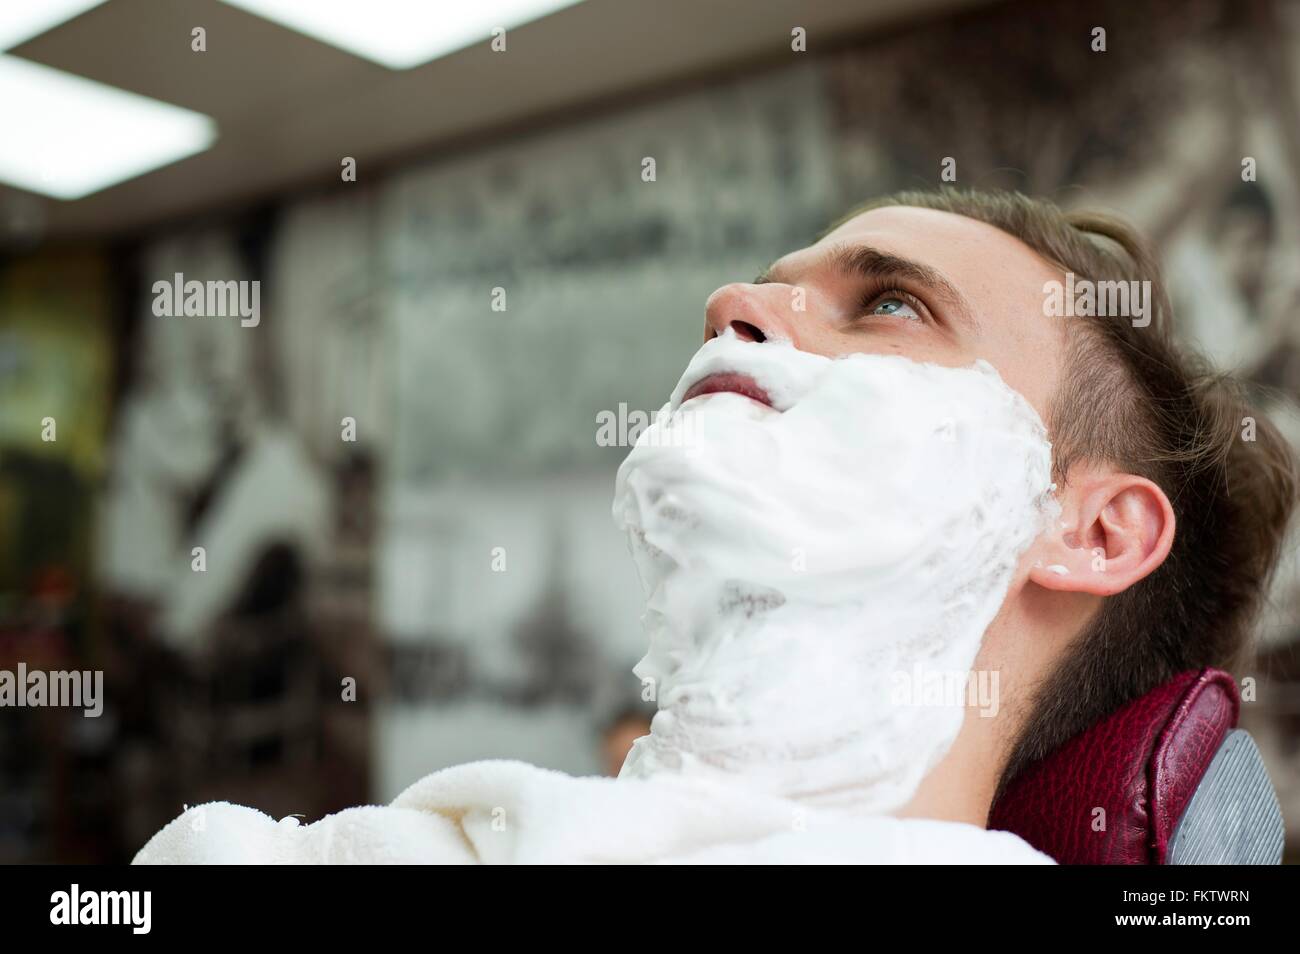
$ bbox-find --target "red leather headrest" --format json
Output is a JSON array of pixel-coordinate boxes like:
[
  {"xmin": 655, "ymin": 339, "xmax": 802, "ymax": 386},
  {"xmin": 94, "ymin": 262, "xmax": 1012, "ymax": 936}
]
[{"xmin": 988, "ymin": 668, "xmax": 1240, "ymax": 864}]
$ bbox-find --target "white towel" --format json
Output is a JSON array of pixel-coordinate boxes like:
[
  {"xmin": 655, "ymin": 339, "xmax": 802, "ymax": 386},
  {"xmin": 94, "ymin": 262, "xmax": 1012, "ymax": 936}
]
[{"xmin": 132, "ymin": 758, "xmax": 1054, "ymax": 864}]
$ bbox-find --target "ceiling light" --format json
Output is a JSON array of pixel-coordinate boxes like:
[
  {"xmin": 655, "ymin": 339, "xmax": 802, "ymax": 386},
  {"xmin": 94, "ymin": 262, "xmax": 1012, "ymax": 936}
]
[
  {"xmin": 220, "ymin": 0, "xmax": 586, "ymax": 69},
  {"xmin": 0, "ymin": 0, "xmax": 108, "ymax": 52},
  {"xmin": 0, "ymin": 55, "xmax": 217, "ymax": 200}
]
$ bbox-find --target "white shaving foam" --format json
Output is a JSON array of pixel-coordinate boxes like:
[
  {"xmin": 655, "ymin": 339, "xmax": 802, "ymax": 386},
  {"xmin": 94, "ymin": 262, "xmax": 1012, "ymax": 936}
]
[{"xmin": 612, "ymin": 330, "xmax": 1057, "ymax": 815}]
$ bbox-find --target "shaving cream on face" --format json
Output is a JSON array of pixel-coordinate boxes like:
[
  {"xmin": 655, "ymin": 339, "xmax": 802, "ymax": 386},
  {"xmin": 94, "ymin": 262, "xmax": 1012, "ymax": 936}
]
[{"xmin": 612, "ymin": 330, "xmax": 1057, "ymax": 815}]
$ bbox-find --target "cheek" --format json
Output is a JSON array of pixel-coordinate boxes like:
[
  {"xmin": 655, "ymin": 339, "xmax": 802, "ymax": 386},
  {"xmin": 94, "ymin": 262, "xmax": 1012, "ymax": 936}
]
[
  {"xmin": 826, "ymin": 337, "xmax": 908, "ymax": 359},
  {"xmin": 842, "ymin": 336, "xmax": 968, "ymax": 367},
  {"xmin": 784, "ymin": 323, "xmax": 868, "ymax": 359},
  {"xmin": 809, "ymin": 322, "xmax": 953, "ymax": 362},
  {"xmin": 980, "ymin": 345, "xmax": 1056, "ymax": 425}
]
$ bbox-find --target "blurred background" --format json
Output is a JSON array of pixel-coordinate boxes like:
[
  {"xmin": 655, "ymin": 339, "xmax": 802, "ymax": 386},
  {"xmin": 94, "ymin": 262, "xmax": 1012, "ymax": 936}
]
[{"xmin": 1, "ymin": 0, "xmax": 1298, "ymax": 863}]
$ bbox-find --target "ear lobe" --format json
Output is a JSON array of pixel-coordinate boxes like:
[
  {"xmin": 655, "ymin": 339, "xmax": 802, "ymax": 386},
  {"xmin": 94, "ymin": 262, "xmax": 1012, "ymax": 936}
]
[{"xmin": 1028, "ymin": 474, "xmax": 1176, "ymax": 597}]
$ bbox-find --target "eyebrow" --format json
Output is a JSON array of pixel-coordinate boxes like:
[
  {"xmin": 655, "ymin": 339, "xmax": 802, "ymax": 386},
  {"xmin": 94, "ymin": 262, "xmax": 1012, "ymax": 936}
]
[{"xmin": 755, "ymin": 243, "xmax": 980, "ymax": 333}]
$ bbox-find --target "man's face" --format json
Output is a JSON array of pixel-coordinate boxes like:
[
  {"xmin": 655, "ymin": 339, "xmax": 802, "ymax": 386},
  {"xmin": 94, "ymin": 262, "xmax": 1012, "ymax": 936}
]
[
  {"xmin": 616, "ymin": 206, "xmax": 1064, "ymax": 812},
  {"xmin": 705, "ymin": 206, "xmax": 1068, "ymax": 422}
]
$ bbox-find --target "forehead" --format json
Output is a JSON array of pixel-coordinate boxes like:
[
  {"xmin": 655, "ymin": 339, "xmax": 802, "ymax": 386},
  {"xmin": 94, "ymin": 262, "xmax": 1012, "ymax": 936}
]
[{"xmin": 809, "ymin": 205, "xmax": 1063, "ymax": 293}]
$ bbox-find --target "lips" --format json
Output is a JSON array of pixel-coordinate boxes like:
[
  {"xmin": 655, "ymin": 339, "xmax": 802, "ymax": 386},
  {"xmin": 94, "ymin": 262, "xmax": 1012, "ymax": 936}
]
[{"xmin": 680, "ymin": 372, "xmax": 774, "ymax": 409}]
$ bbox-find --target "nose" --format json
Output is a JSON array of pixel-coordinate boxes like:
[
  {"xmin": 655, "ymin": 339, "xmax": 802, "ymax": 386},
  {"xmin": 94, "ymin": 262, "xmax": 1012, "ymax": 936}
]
[{"xmin": 703, "ymin": 282, "xmax": 800, "ymax": 345}]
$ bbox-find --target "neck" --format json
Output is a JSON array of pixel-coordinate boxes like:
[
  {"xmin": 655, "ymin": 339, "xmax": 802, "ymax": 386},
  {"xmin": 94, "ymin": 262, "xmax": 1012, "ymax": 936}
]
[
  {"xmin": 622, "ymin": 586, "xmax": 990, "ymax": 818},
  {"xmin": 894, "ymin": 700, "xmax": 1005, "ymax": 826}
]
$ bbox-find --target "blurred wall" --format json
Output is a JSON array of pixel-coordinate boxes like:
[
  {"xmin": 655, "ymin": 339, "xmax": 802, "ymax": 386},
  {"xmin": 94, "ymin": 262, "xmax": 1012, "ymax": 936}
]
[{"xmin": 0, "ymin": 250, "xmax": 113, "ymax": 860}]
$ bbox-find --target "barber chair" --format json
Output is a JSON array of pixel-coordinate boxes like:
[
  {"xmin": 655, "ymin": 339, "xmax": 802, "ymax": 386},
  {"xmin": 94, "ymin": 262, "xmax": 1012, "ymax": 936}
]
[{"xmin": 988, "ymin": 668, "xmax": 1285, "ymax": 864}]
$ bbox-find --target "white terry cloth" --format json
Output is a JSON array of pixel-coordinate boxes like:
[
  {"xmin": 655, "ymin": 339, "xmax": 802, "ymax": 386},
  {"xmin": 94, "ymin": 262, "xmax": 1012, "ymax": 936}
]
[{"xmin": 133, "ymin": 759, "xmax": 1053, "ymax": 864}]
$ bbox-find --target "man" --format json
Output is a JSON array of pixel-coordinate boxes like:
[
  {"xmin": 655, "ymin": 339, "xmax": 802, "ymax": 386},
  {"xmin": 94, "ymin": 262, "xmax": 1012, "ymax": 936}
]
[{"xmin": 135, "ymin": 188, "xmax": 1295, "ymax": 864}]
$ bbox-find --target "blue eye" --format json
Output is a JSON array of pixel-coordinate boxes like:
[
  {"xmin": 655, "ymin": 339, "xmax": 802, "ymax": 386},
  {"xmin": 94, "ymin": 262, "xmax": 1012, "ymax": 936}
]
[{"xmin": 870, "ymin": 297, "xmax": 922, "ymax": 321}]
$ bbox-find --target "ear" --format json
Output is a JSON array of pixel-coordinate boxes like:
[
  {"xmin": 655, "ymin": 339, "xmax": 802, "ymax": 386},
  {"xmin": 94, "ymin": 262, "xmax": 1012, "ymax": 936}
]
[{"xmin": 1027, "ymin": 468, "xmax": 1175, "ymax": 596}]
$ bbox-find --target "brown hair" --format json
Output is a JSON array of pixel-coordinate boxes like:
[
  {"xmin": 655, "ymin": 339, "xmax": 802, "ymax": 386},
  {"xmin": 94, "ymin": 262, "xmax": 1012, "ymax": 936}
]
[{"xmin": 838, "ymin": 188, "xmax": 1297, "ymax": 794}]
